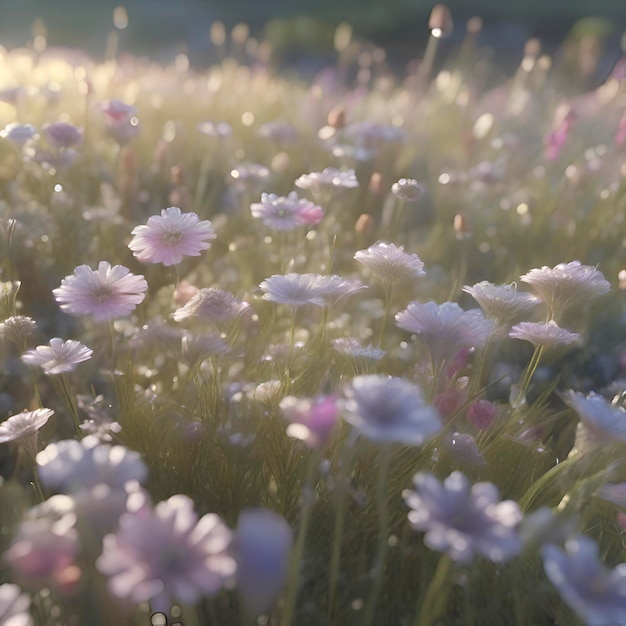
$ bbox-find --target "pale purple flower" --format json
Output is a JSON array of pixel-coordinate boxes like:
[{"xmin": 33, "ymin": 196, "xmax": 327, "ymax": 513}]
[
  {"xmin": 343, "ymin": 375, "xmax": 441, "ymax": 445},
  {"xmin": 403, "ymin": 471, "xmax": 522, "ymax": 563},
  {"xmin": 462, "ymin": 281, "xmax": 540, "ymax": 329},
  {"xmin": 251, "ymin": 192, "xmax": 323, "ymax": 231},
  {"xmin": 509, "ymin": 321, "xmax": 580, "ymax": 349},
  {"xmin": 332, "ymin": 337, "xmax": 386, "ymax": 360},
  {"xmin": 279, "ymin": 394, "xmax": 340, "ymax": 448},
  {"xmin": 396, "ymin": 301, "xmax": 493, "ymax": 365},
  {"xmin": 542, "ymin": 535, "xmax": 626, "ymax": 625},
  {"xmin": 21, "ymin": 338, "xmax": 92, "ymax": 375},
  {"xmin": 520, "ymin": 261, "xmax": 610, "ymax": 318},
  {"xmin": 295, "ymin": 167, "xmax": 358, "ymax": 192},
  {"xmin": 354, "ymin": 242, "xmax": 425, "ymax": 287},
  {"xmin": 467, "ymin": 399, "xmax": 499, "ymax": 430},
  {"xmin": 97, "ymin": 494, "xmax": 236, "ymax": 611},
  {"xmin": 442, "ymin": 432, "xmax": 485, "ymax": 466},
  {"xmin": 100, "ymin": 99, "xmax": 136, "ymax": 123},
  {"xmin": 129, "ymin": 207, "xmax": 216, "ymax": 267},
  {"xmin": 391, "ymin": 178, "xmax": 424, "ymax": 202},
  {"xmin": 36, "ymin": 436, "xmax": 147, "ymax": 494},
  {"xmin": 259, "ymin": 273, "xmax": 326, "ymax": 307},
  {"xmin": 0, "ymin": 123, "xmax": 37, "ymax": 146},
  {"xmin": 0, "ymin": 409, "xmax": 54, "ymax": 458},
  {"xmin": 173, "ymin": 288, "xmax": 250, "ymax": 323},
  {"xmin": 53, "ymin": 261, "xmax": 148, "ymax": 321},
  {"xmin": 234, "ymin": 508, "xmax": 292, "ymax": 615},
  {"xmin": 315, "ymin": 275, "xmax": 366, "ymax": 307},
  {"xmin": 100, "ymin": 100, "xmax": 139, "ymax": 145},
  {"xmin": 0, "ymin": 583, "xmax": 32, "ymax": 626},
  {"xmin": 44, "ymin": 122, "xmax": 82, "ymax": 149}
]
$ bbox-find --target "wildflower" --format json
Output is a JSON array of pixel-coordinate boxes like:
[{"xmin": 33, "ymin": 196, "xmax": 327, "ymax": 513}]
[
  {"xmin": 542, "ymin": 535, "xmax": 626, "ymax": 625},
  {"xmin": 251, "ymin": 192, "xmax": 323, "ymax": 231},
  {"xmin": 181, "ymin": 332, "xmax": 230, "ymax": 365},
  {"xmin": 332, "ymin": 337, "xmax": 386, "ymax": 360},
  {"xmin": 0, "ymin": 123, "xmax": 37, "ymax": 146},
  {"xmin": 396, "ymin": 301, "xmax": 492, "ymax": 365},
  {"xmin": 100, "ymin": 100, "xmax": 140, "ymax": 145},
  {"xmin": 520, "ymin": 261, "xmax": 610, "ymax": 318},
  {"xmin": 433, "ymin": 388, "xmax": 467, "ymax": 422},
  {"xmin": 96, "ymin": 494, "xmax": 236, "ymax": 611},
  {"xmin": 234, "ymin": 508, "xmax": 292, "ymax": 615},
  {"xmin": 509, "ymin": 321, "xmax": 580, "ymax": 349},
  {"xmin": 0, "ymin": 316, "xmax": 37, "ymax": 347},
  {"xmin": 354, "ymin": 242, "xmax": 425, "ymax": 287},
  {"xmin": 462, "ymin": 281, "xmax": 540, "ymax": 329},
  {"xmin": 0, "ymin": 409, "xmax": 54, "ymax": 459},
  {"xmin": 343, "ymin": 375, "xmax": 441, "ymax": 445},
  {"xmin": 44, "ymin": 122, "xmax": 82, "ymax": 149},
  {"xmin": 21, "ymin": 338, "xmax": 92, "ymax": 375},
  {"xmin": 467, "ymin": 399, "xmax": 499, "ymax": 430},
  {"xmin": 0, "ymin": 583, "xmax": 32, "ymax": 626},
  {"xmin": 279, "ymin": 394, "xmax": 340, "ymax": 448},
  {"xmin": 442, "ymin": 432, "xmax": 486, "ymax": 466},
  {"xmin": 391, "ymin": 178, "xmax": 424, "ymax": 202},
  {"xmin": 53, "ymin": 261, "xmax": 148, "ymax": 321},
  {"xmin": 403, "ymin": 471, "xmax": 522, "ymax": 563},
  {"xmin": 37, "ymin": 436, "xmax": 147, "ymax": 494},
  {"xmin": 100, "ymin": 99, "xmax": 136, "ymax": 123},
  {"xmin": 563, "ymin": 390, "xmax": 626, "ymax": 453},
  {"xmin": 314, "ymin": 275, "xmax": 366, "ymax": 307},
  {"xmin": 173, "ymin": 288, "xmax": 250, "ymax": 323},
  {"xmin": 259, "ymin": 273, "xmax": 327, "ymax": 307},
  {"xmin": 129, "ymin": 207, "xmax": 216, "ymax": 267},
  {"xmin": 295, "ymin": 167, "xmax": 358, "ymax": 192}
]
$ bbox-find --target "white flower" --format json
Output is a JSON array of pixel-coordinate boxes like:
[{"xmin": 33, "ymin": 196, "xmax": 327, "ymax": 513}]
[
  {"xmin": 173, "ymin": 288, "xmax": 250, "ymax": 323},
  {"xmin": 332, "ymin": 337, "xmax": 386, "ymax": 360},
  {"xmin": 295, "ymin": 167, "xmax": 358, "ymax": 192},
  {"xmin": 251, "ymin": 192, "xmax": 323, "ymax": 231},
  {"xmin": 509, "ymin": 321, "xmax": 580, "ymax": 349},
  {"xmin": 0, "ymin": 583, "xmax": 32, "ymax": 626},
  {"xmin": 21, "ymin": 338, "xmax": 93, "ymax": 375},
  {"xmin": 0, "ymin": 409, "xmax": 54, "ymax": 458},
  {"xmin": 462, "ymin": 282, "xmax": 540, "ymax": 328},
  {"xmin": 354, "ymin": 242, "xmax": 425, "ymax": 287}
]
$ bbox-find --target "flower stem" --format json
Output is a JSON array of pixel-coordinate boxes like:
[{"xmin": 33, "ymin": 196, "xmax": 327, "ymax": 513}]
[
  {"xmin": 513, "ymin": 344, "xmax": 544, "ymax": 408},
  {"xmin": 414, "ymin": 554, "xmax": 452, "ymax": 626}
]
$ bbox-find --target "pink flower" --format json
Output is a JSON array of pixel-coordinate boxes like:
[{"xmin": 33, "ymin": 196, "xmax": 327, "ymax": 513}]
[
  {"xmin": 129, "ymin": 207, "xmax": 216, "ymax": 267},
  {"xmin": 467, "ymin": 399, "xmax": 499, "ymax": 430},
  {"xmin": 21, "ymin": 338, "xmax": 93, "ymax": 375},
  {"xmin": 53, "ymin": 262, "xmax": 148, "ymax": 322},
  {"xmin": 279, "ymin": 395, "xmax": 340, "ymax": 448},
  {"xmin": 251, "ymin": 192, "xmax": 323, "ymax": 231}
]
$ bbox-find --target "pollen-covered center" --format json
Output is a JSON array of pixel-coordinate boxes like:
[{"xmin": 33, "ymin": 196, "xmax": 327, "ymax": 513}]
[
  {"xmin": 161, "ymin": 230, "xmax": 183, "ymax": 245},
  {"xmin": 91, "ymin": 285, "xmax": 115, "ymax": 302}
]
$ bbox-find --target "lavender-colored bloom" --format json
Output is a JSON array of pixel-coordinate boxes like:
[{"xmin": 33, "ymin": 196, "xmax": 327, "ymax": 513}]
[
  {"xmin": 36, "ymin": 436, "xmax": 147, "ymax": 494},
  {"xmin": 53, "ymin": 261, "xmax": 148, "ymax": 321},
  {"xmin": 22, "ymin": 338, "xmax": 92, "ymax": 375},
  {"xmin": 234, "ymin": 508, "xmax": 292, "ymax": 615},
  {"xmin": 100, "ymin": 99, "xmax": 136, "ymax": 123},
  {"xmin": 0, "ymin": 409, "xmax": 54, "ymax": 459},
  {"xmin": 99, "ymin": 100, "xmax": 140, "ymax": 145},
  {"xmin": 396, "ymin": 301, "xmax": 493, "ymax": 365},
  {"xmin": 0, "ymin": 123, "xmax": 37, "ymax": 146},
  {"xmin": 97, "ymin": 494, "xmax": 236, "ymax": 611},
  {"xmin": 259, "ymin": 273, "xmax": 326, "ymax": 307},
  {"xmin": 0, "ymin": 583, "xmax": 32, "ymax": 626},
  {"xmin": 173, "ymin": 288, "xmax": 250, "ymax": 323},
  {"xmin": 442, "ymin": 432, "xmax": 486, "ymax": 467},
  {"xmin": 509, "ymin": 320, "xmax": 580, "ymax": 349},
  {"xmin": 404, "ymin": 471, "xmax": 522, "ymax": 563},
  {"xmin": 332, "ymin": 337, "xmax": 386, "ymax": 360},
  {"xmin": 520, "ymin": 261, "xmax": 610, "ymax": 318},
  {"xmin": 280, "ymin": 394, "xmax": 340, "ymax": 448},
  {"xmin": 251, "ymin": 192, "xmax": 323, "ymax": 231},
  {"xmin": 354, "ymin": 242, "xmax": 425, "ymax": 287},
  {"xmin": 295, "ymin": 167, "xmax": 358, "ymax": 192},
  {"xmin": 542, "ymin": 536, "xmax": 626, "ymax": 624},
  {"xmin": 129, "ymin": 207, "xmax": 216, "ymax": 267},
  {"xmin": 44, "ymin": 122, "xmax": 82, "ymax": 149},
  {"xmin": 343, "ymin": 375, "xmax": 441, "ymax": 445},
  {"xmin": 391, "ymin": 178, "xmax": 424, "ymax": 202}
]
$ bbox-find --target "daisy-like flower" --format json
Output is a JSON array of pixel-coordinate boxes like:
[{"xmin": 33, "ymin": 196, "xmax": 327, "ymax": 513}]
[
  {"xmin": 96, "ymin": 494, "xmax": 236, "ymax": 612},
  {"xmin": 279, "ymin": 394, "xmax": 340, "ymax": 449},
  {"xmin": 509, "ymin": 320, "xmax": 580, "ymax": 349},
  {"xmin": 391, "ymin": 178, "xmax": 424, "ymax": 202},
  {"xmin": 295, "ymin": 167, "xmax": 359, "ymax": 192},
  {"xmin": 0, "ymin": 409, "xmax": 54, "ymax": 459},
  {"xmin": 259, "ymin": 273, "xmax": 326, "ymax": 307},
  {"xmin": 99, "ymin": 100, "xmax": 139, "ymax": 145},
  {"xmin": 173, "ymin": 288, "xmax": 250, "ymax": 323},
  {"xmin": 520, "ymin": 261, "xmax": 610, "ymax": 319},
  {"xmin": 0, "ymin": 316, "xmax": 37, "ymax": 347},
  {"xmin": 403, "ymin": 471, "xmax": 522, "ymax": 563},
  {"xmin": 343, "ymin": 375, "xmax": 441, "ymax": 445},
  {"xmin": 53, "ymin": 261, "xmax": 148, "ymax": 322},
  {"xmin": 542, "ymin": 535, "xmax": 626, "ymax": 625},
  {"xmin": 354, "ymin": 242, "xmax": 425, "ymax": 287},
  {"xmin": 128, "ymin": 207, "xmax": 216, "ymax": 267},
  {"xmin": 36, "ymin": 436, "xmax": 147, "ymax": 494},
  {"xmin": 396, "ymin": 301, "xmax": 493, "ymax": 365},
  {"xmin": 0, "ymin": 123, "xmax": 37, "ymax": 146},
  {"xmin": 44, "ymin": 122, "xmax": 82, "ymax": 149},
  {"xmin": 21, "ymin": 338, "xmax": 93, "ymax": 375},
  {"xmin": 332, "ymin": 337, "xmax": 386, "ymax": 360},
  {"xmin": 314, "ymin": 275, "xmax": 366, "ymax": 307},
  {"xmin": 250, "ymin": 192, "xmax": 323, "ymax": 231},
  {"xmin": 0, "ymin": 583, "xmax": 32, "ymax": 626},
  {"xmin": 462, "ymin": 281, "xmax": 540, "ymax": 329},
  {"xmin": 563, "ymin": 390, "xmax": 626, "ymax": 454}
]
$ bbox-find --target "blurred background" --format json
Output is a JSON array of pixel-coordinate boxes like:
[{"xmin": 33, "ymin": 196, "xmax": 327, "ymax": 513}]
[{"xmin": 0, "ymin": 0, "xmax": 623, "ymax": 76}]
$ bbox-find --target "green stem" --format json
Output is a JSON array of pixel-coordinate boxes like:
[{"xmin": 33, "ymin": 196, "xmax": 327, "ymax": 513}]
[
  {"xmin": 377, "ymin": 285, "xmax": 393, "ymax": 347},
  {"xmin": 415, "ymin": 554, "xmax": 452, "ymax": 626},
  {"xmin": 513, "ymin": 344, "xmax": 544, "ymax": 408}
]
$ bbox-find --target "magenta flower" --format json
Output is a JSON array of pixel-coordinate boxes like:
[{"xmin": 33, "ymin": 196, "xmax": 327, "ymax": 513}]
[
  {"xmin": 279, "ymin": 394, "xmax": 340, "ymax": 448},
  {"xmin": 129, "ymin": 207, "xmax": 216, "ymax": 267},
  {"xmin": 53, "ymin": 262, "xmax": 148, "ymax": 322},
  {"xmin": 21, "ymin": 338, "xmax": 93, "ymax": 375},
  {"xmin": 97, "ymin": 494, "xmax": 236, "ymax": 611},
  {"xmin": 251, "ymin": 192, "xmax": 323, "ymax": 231}
]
